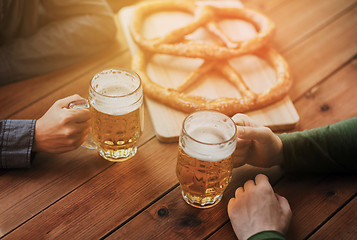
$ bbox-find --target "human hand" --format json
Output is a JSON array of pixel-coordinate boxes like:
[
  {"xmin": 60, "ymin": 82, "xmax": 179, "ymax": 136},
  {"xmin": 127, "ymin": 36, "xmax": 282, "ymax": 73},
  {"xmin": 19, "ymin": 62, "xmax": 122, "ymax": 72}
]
[
  {"xmin": 228, "ymin": 174, "xmax": 292, "ymax": 240},
  {"xmin": 231, "ymin": 114, "xmax": 283, "ymax": 168},
  {"xmin": 33, "ymin": 94, "xmax": 90, "ymax": 153}
]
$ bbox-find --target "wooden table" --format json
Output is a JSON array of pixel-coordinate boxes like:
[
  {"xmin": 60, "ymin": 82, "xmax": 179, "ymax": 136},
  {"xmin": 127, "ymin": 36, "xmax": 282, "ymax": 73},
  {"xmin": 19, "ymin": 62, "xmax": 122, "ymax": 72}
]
[{"xmin": 1, "ymin": 0, "xmax": 356, "ymax": 239}]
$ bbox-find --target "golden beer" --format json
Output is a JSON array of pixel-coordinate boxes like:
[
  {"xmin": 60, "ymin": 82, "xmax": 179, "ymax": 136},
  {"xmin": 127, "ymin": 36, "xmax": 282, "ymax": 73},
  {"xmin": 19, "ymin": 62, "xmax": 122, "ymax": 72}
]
[
  {"xmin": 68, "ymin": 68, "xmax": 143, "ymax": 161},
  {"xmin": 176, "ymin": 111, "xmax": 237, "ymax": 208},
  {"xmin": 176, "ymin": 146, "xmax": 233, "ymax": 208},
  {"xmin": 90, "ymin": 104, "xmax": 143, "ymax": 161},
  {"xmin": 88, "ymin": 68, "xmax": 143, "ymax": 161}
]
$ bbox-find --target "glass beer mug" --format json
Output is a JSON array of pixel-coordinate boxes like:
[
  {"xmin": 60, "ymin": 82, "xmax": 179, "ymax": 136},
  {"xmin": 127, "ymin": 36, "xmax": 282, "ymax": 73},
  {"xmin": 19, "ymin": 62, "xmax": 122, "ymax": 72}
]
[
  {"xmin": 70, "ymin": 68, "xmax": 144, "ymax": 162},
  {"xmin": 176, "ymin": 110, "xmax": 237, "ymax": 208}
]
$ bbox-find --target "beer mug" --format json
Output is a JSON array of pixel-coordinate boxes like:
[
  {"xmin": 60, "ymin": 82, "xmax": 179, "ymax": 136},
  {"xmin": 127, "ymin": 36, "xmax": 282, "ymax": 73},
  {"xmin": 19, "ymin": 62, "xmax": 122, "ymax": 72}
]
[
  {"xmin": 70, "ymin": 68, "xmax": 144, "ymax": 162},
  {"xmin": 176, "ymin": 110, "xmax": 237, "ymax": 208}
]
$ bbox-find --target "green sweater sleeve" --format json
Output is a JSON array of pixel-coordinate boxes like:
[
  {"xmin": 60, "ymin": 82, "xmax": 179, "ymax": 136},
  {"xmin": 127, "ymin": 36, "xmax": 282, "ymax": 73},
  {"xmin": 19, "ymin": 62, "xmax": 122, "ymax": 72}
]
[
  {"xmin": 278, "ymin": 117, "xmax": 357, "ymax": 173},
  {"xmin": 248, "ymin": 231, "xmax": 287, "ymax": 240}
]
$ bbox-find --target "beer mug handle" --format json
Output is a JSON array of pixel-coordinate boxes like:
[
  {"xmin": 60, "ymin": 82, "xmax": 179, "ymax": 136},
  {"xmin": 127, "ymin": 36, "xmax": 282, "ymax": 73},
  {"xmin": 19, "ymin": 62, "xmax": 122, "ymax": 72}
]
[{"xmin": 68, "ymin": 99, "xmax": 97, "ymax": 150}]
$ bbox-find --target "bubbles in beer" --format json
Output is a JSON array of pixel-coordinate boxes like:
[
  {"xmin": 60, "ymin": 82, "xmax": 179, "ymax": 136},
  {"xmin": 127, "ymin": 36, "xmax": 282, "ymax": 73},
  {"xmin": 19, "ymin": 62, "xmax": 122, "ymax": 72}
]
[
  {"xmin": 88, "ymin": 68, "xmax": 144, "ymax": 161},
  {"xmin": 176, "ymin": 146, "xmax": 233, "ymax": 208},
  {"xmin": 177, "ymin": 110, "xmax": 237, "ymax": 208}
]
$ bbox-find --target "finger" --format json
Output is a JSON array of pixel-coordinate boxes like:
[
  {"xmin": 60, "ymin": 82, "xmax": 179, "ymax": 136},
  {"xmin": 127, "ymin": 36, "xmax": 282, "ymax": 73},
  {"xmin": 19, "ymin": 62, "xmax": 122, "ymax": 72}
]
[
  {"xmin": 243, "ymin": 179, "xmax": 255, "ymax": 191},
  {"xmin": 72, "ymin": 120, "xmax": 91, "ymax": 134},
  {"xmin": 56, "ymin": 94, "xmax": 85, "ymax": 108},
  {"xmin": 275, "ymin": 193, "xmax": 292, "ymax": 217},
  {"xmin": 235, "ymin": 139, "xmax": 252, "ymax": 155},
  {"xmin": 232, "ymin": 113, "xmax": 258, "ymax": 127},
  {"xmin": 232, "ymin": 139, "xmax": 251, "ymax": 168},
  {"xmin": 237, "ymin": 126, "xmax": 272, "ymax": 142},
  {"xmin": 255, "ymin": 174, "xmax": 275, "ymax": 194},
  {"xmin": 255, "ymin": 174, "xmax": 269, "ymax": 185},
  {"xmin": 227, "ymin": 198, "xmax": 236, "ymax": 217},
  {"xmin": 232, "ymin": 159, "xmax": 245, "ymax": 168},
  {"xmin": 80, "ymin": 130, "xmax": 91, "ymax": 144},
  {"xmin": 66, "ymin": 109, "xmax": 91, "ymax": 123},
  {"xmin": 235, "ymin": 187, "xmax": 244, "ymax": 197},
  {"xmin": 67, "ymin": 99, "xmax": 88, "ymax": 109},
  {"xmin": 236, "ymin": 138, "xmax": 252, "ymax": 148}
]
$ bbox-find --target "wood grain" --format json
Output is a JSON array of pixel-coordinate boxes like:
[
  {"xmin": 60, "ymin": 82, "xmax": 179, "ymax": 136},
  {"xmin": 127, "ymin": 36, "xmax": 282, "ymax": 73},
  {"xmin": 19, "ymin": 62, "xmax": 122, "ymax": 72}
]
[
  {"xmin": 208, "ymin": 175, "xmax": 357, "ymax": 240},
  {"xmin": 286, "ymin": 6, "xmax": 357, "ymax": 100},
  {"xmin": 265, "ymin": 0, "xmax": 356, "ymax": 51},
  {"xmin": 2, "ymin": 139, "xmax": 179, "ymax": 239},
  {"xmin": 282, "ymin": 174, "xmax": 357, "ymax": 240},
  {"xmin": 293, "ymin": 58, "xmax": 357, "ymax": 130},
  {"xmin": 308, "ymin": 197, "xmax": 357, "ymax": 240},
  {"xmin": 106, "ymin": 166, "xmax": 283, "ymax": 240}
]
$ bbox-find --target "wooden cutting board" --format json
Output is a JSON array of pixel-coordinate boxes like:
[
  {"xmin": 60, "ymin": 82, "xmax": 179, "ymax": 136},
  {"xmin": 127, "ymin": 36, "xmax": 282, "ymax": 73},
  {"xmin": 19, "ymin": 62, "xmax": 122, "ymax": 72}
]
[{"xmin": 118, "ymin": 0, "xmax": 299, "ymax": 143}]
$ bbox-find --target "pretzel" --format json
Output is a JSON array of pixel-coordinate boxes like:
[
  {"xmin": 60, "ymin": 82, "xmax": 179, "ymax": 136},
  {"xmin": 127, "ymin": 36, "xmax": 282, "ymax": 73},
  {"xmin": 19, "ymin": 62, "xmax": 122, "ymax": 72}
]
[
  {"xmin": 129, "ymin": 1, "xmax": 292, "ymax": 116},
  {"xmin": 129, "ymin": 0, "xmax": 275, "ymax": 59},
  {"xmin": 132, "ymin": 46, "xmax": 292, "ymax": 116}
]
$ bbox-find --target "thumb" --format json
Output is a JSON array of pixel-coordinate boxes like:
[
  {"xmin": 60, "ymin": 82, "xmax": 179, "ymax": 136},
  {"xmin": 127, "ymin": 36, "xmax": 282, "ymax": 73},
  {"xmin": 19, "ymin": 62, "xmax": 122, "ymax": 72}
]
[
  {"xmin": 237, "ymin": 126, "xmax": 271, "ymax": 142},
  {"xmin": 275, "ymin": 193, "xmax": 292, "ymax": 233},
  {"xmin": 275, "ymin": 193, "xmax": 292, "ymax": 219},
  {"xmin": 232, "ymin": 139, "xmax": 251, "ymax": 168}
]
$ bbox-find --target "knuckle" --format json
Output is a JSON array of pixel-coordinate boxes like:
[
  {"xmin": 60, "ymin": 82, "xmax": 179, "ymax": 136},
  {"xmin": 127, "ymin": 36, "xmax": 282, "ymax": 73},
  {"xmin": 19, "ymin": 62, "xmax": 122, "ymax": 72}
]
[
  {"xmin": 257, "ymin": 181, "xmax": 272, "ymax": 193},
  {"xmin": 256, "ymin": 173, "xmax": 268, "ymax": 181},
  {"xmin": 261, "ymin": 126, "xmax": 273, "ymax": 135},
  {"xmin": 61, "ymin": 127, "xmax": 78, "ymax": 140},
  {"xmin": 65, "ymin": 137, "xmax": 80, "ymax": 149},
  {"xmin": 59, "ymin": 113, "xmax": 72, "ymax": 125}
]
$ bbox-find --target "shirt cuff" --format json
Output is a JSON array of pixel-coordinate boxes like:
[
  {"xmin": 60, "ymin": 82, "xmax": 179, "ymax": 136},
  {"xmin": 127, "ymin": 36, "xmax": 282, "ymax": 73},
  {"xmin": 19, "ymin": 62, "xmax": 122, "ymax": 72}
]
[
  {"xmin": 0, "ymin": 119, "xmax": 36, "ymax": 168},
  {"xmin": 248, "ymin": 231, "xmax": 287, "ymax": 240}
]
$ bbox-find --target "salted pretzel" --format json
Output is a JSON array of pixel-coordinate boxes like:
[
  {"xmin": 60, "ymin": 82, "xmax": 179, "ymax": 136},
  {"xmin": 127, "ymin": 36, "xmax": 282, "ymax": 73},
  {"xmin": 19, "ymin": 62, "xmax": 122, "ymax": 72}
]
[
  {"xmin": 129, "ymin": 0, "xmax": 275, "ymax": 59},
  {"xmin": 129, "ymin": 1, "xmax": 292, "ymax": 116},
  {"xmin": 132, "ymin": 46, "xmax": 291, "ymax": 116}
]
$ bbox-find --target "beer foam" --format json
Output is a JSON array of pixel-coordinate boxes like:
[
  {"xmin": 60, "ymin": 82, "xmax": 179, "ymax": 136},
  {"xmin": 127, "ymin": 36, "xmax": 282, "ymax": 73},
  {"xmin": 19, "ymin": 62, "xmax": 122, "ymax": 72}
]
[
  {"xmin": 89, "ymin": 69, "xmax": 143, "ymax": 115},
  {"xmin": 181, "ymin": 126, "xmax": 236, "ymax": 162},
  {"xmin": 90, "ymin": 93, "xmax": 143, "ymax": 115},
  {"xmin": 189, "ymin": 127, "xmax": 231, "ymax": 144},
  {"xmin": 98, "ymin": 85, "xmax": 133, "ymax": 96}
]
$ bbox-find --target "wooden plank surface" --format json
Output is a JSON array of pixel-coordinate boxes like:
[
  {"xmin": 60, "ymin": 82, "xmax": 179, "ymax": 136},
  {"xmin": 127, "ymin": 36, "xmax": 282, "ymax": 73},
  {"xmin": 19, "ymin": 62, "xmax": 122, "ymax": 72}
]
[
  {"xmin": 286, "ymin": 5, "xmax": 357, "ymax": 101},
  {"xmin": 208, "ymin": 175, "xmax": 357, "ymax": 240},
  {"xmin": 0, "ymin": 0, "xmax": 356, "ymax": 239},
  {"xmin": 308, "ymin": 197, "xmax": 357, "ymax": 240},
  {"xmin": 2, "ymin": 139, "xmax": 178, "ymax": 239},
  {"xmin": 293, "ymin": 58, "xmax": 357, "ymax": 130},
  {"xmin": 106, "ymin": 166, "xmax": 283, "ymax": 240},
  {"xmin": 263, "ymin": 0, "xmax": 356, "ymax": 51},
  {"xmin": 281, "ymin": 174, "xmax": 357, "ymax": 240}
]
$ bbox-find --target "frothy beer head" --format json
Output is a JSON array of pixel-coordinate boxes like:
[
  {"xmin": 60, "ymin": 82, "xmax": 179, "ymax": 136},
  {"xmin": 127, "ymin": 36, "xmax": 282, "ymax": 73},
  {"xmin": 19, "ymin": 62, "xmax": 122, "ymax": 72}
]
[
  {"xmin": 180, "ymin": 111, "xmax": 237, "ymax": 162},
  {"xmin": 89, "ymin": 69, "xmax": 143, "ymax": 115}
]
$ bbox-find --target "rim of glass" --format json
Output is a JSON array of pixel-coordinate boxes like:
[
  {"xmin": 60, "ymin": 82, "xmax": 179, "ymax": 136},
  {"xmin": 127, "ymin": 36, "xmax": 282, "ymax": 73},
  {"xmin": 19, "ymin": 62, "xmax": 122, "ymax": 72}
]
[
  {"xmin": 182, "ymin": 110, "xmax": 237, "ymax": 146},
  {"xmin": 90, "ymin": 68, "xmax": 142, "ymax": 98}
]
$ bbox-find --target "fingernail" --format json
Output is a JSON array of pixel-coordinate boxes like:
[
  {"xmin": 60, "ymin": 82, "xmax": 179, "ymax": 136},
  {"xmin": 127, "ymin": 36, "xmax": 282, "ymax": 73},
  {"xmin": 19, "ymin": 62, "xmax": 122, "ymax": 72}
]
[{"xmin": 237, "ymin": 126, "xmax": 244, "ymax": 136}]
